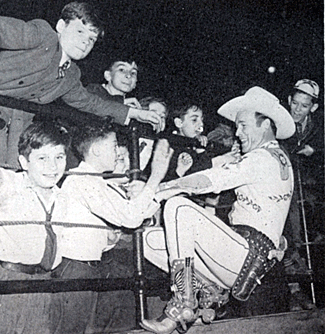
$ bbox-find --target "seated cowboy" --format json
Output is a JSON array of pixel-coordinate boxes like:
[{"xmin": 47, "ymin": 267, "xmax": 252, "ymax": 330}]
[{"xmin": 141, "ymin": 86, "xmax": 295, "ymax": 334}]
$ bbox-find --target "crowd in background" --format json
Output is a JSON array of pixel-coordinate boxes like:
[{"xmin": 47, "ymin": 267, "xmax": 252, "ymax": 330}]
[{"xmin": 0, "ymin": 2, "xmax": 323, "ymax": 334}]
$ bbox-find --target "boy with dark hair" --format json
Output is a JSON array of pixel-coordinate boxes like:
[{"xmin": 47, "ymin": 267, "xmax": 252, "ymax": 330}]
[
  {"xmin": 87, "ymin": 55, "xmax": 140, "ymax": 107},
  {"xmin": 54, "ymin": 120, "xmax": 173, "ymax": 333},
  {"xmin": 0, "ymin": 1, "xmax": 162, "ymax": 166},
  {"xmin": 0, "ymin": 121, "xmax": 70, "ymax": 333},
  {"xmin": 163, "ymin": 102, "xmax": 211, "ymax": 181}
]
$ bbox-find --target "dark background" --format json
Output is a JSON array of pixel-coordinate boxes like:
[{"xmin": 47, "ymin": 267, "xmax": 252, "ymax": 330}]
[
  {"xmin": 1, "ymin": 0, "xmax": 323, "ymax": 132},
  {"xmin": 1, "ymin": 0, "xmax": 324, "ymax": 316}
]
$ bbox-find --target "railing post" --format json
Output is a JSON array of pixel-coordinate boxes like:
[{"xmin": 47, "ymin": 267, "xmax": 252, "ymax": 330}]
[
  {"xmin": 297, "ymin": 157, "xmax": 316, "ymax": 305},
  {"xmin": 129, "ymin": 120, "xmax": 148, "ymax": 326}
]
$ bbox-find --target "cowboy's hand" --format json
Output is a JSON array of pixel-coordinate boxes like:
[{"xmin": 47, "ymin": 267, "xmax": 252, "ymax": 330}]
[
  {"xmin": 128, "ymin": 108, "xmax": 162, "ymax": 132},
  {"xmin": 151, "ymin": 139, "xmax": 174, "ymax": 180},
  {"xmin": 176, "ymin": 152, "xmax": 193, "ymax": 177},
  {"xmin": 124, "ymin": 97, "xmax": 141, "ymax": 109},
  {"xmin": 297, "ymin": 145, "xmax": 314, "ymax": 156}
]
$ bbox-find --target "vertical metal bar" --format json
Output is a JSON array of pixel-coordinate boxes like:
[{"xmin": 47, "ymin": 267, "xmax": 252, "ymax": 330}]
[
  {"xmin": 133, "ymin": 228, "xmax": 147, "ymax": 323},
  {"xmin": 129, "ymin": 121, "xmax": 148, "ymax": 326},
  {"xmin": 296, "ymin": 157, "xmax": 316, "ymax": 304}
]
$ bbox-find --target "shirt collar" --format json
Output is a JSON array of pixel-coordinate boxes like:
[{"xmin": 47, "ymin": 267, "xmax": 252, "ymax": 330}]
[
  {"xmin": 260, "ymin": 140, "xmax": 279, "ymax": 149},
  {"xmin": 72, "ymin": 161, "xmax": 100, "ymax": 173},
  {"xmin": 296, "ymin": 116, "xmax": 308, "ymax": 130}
]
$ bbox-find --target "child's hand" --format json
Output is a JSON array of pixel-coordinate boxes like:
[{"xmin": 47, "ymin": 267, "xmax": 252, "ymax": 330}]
[
  {"xmin": 230, "ymin": 140, "xmax": 242, "ymax": 161},
  {"xmin": 297, "ymin": 145, "xmax": 314, "ymax": 156},
  {"xmin": 126, "ymin": 180, "xmax": 146, "ymax": 199},
  {"xmin": 128, "ymin": 108, "xmax": 163, "ymax": 132},
  {"xmin": 124, "ymin": 97, "xmax": 141, "ymax": 109},
  {"xmin": 107, "ymin": 229, "xmax": 122, "ymax": 245},
  {"xmin": 150, "ymin": 139, "xmax": 174, "ymax": 180},
  {"xmin": 114, "ymin": 146, "xmax": 130, "ymax": 174},
  {"xmin": 196, "ymin": 135, "xmax": 208, "ymax": 147},
  {"xmin": 231, "ymin": 140, "xmax": 241, "ymax": 154},
  {"xmin": 176, "ymin": 152, "xmax": 193, "ymax": 177}
]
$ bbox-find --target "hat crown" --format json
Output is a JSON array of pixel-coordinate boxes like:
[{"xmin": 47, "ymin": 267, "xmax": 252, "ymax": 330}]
[
  {"xmin": 217, "ymin": 86, "xmax": 296, "ymax": 140},
  {"xmin": 245, "ymin": 87, "xmax": 279, "ymax": 106},
  {"xmin": 294, "ymin": 79, "xmax": 319, "ymax": 99}
]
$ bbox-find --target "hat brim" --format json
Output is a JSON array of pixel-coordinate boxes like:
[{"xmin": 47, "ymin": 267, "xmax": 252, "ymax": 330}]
[{"xmin": 217, "ymin": 95, "xmax": 295, "ymax": 140}]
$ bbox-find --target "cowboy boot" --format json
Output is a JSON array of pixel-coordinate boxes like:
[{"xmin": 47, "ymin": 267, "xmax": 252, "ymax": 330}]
[
  {"xmin": 140, "ymin": 257, "xmax": 199, "ymax": 334},
  {"xmin": 194, "ymin": 270, "xmax": 229, "ymax": 323}
]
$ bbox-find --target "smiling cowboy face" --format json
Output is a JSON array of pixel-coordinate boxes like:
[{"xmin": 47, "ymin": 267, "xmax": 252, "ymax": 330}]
[{"xmin": 235, "ymin": 111, "xmax": 267, "ymax": 153}]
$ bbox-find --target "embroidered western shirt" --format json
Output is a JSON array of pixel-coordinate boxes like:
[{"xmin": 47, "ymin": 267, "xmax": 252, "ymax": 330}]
[{"xmin": 164, "ymin": 141, "xmax": 294, "ymax": 247}]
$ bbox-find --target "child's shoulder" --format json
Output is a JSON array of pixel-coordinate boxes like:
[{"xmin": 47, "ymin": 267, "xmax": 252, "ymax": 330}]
[
  {"xmin": 86, "ymin": 84, "xmax": 124, "ymax": 103},
  {"xmin": 0, "ymin": 168, "xmax": 24, "ymax": 189},
  {"xmin": 86, "ymin": 83, "xmax": 105, "ymax": 96},
  {"xmin": 30, "ymin": 18, "xmax": 52, "ymax": 28}
]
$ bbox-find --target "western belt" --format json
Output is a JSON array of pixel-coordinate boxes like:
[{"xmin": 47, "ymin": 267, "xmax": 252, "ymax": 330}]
[
  {"xmin": 72, "ymin": 259, "xmax": 101, "ymax": 268},
  {"xmin": 0, "ymin": 261, "xmax": 47, "ymax": 275}
]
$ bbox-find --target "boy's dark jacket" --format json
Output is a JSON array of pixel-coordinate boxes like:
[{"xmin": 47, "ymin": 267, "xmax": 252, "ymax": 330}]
[
  {"xmin": 0, "ymin": 16, "xmax": 129, "ymax": 125},
  {"xmin": 280, "ymin": 112, "xmax": 324, "ymax": 185}
]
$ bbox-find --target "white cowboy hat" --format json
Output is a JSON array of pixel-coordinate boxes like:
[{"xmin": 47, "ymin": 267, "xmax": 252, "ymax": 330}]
[{"xmin": 217, "ymin": 86, "xmax": 295, "ymax": 139}]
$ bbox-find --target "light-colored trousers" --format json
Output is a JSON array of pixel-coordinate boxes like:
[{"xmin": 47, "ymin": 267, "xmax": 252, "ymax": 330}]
[{"xmin": 143, "ymin": 196, "xmax": 249, "ymax": 289}]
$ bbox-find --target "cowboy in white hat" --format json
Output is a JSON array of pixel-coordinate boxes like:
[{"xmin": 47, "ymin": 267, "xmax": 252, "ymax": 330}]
[{"xmin": 141, "ymin": 86, "xmax": 295, "ymax": 334}]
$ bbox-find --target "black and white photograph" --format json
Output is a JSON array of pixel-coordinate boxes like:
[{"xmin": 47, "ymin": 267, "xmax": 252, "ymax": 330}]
[{"xmin": 0, "ymin": 0, "xmax": 324, "ymax": 333}]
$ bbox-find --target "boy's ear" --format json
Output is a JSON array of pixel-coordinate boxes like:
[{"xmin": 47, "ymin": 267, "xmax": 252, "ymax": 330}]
[
  {"xmin": 104, "ymin": 70, "xmax": 112, "ymax": 83},
  {"xmin": 56, "ymin": 19, "xmax": 67, "ymax": 33},
  {"xmin": 18, "ymin": 155, "xmax": 28, "ymax": 171},
  {"xmin": 90, "ymin": 142, "xmax": 100, "ymax": 157},
  {"xmin": 310, "ymin": 103, "xmax": 318, "ymax": 113},
  {"xmin": 174, "ymin": 117, "xmax": 183, "ymax": 129},
  {"xmin": 288, "ymin": 96, "xmax": 292, "ymax": 105}
]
